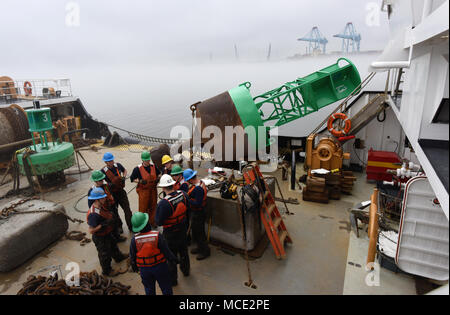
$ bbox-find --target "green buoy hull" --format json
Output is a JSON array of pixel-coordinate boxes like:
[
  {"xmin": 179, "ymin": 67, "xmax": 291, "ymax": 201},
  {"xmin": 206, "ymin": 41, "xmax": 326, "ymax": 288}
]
[{"xmin": 17, "ymin": 142, "xmax": 75, "ymax": 176}]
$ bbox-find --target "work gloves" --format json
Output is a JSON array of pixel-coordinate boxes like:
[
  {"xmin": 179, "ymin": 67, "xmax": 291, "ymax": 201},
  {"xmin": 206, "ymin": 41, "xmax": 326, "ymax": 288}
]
[{"xmin": 139, "ymin": 179, "xmax": 148, "ymax": 185}]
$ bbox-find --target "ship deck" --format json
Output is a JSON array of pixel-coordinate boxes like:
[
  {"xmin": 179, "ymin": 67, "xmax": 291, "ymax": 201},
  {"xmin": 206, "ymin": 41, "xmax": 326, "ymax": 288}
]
[{"xmin": 0, "ymin": 145, "xmax": 417, "ymax": 295}]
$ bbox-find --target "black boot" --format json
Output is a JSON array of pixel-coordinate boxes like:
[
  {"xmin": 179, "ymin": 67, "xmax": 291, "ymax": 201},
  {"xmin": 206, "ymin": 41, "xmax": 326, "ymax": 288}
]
[
  {"xmin": 196, "ymin": 251, "xmax": 210, "ymax": 261},
  {"xmin": 190, "ymin": 247, "xmax": 200, "ymax": 255}
]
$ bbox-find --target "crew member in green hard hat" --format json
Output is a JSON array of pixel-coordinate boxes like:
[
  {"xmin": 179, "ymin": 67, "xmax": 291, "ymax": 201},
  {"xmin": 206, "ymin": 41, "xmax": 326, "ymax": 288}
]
[
  {"xmin": 88, "ymin": 170, "xmax": 126, "ymax": 243},
  {"xmin": 130, "ymin": 151, "xmax": 161, "ymax": 226},
  {"xmin": 155, "ymin": 174, "xmax": 190, "ymax": 286},
  {"xmin": 184, "ymin": 168, "xmax": 211, "ymax": 260},
  {"xmin": 129, "ymin": 212, "xmax": 178, "ymax": 295},
  {"xmin": 101, "ymin": 152, "xmax": 133, "ymax": 232},
  {"xmin": 170, "ymin": 165, "xmax": 191, "ymax": 245},
  {"xmin": 87, "ymin": 187, "xmax": 128, "ymax": 277},
  {"xmin": 161, "ymin": 154, "xmax": 174, "ymax": 175},
  {"xmin": 170, "ymin": 165, "xmax": 188, "ymax": 192}
]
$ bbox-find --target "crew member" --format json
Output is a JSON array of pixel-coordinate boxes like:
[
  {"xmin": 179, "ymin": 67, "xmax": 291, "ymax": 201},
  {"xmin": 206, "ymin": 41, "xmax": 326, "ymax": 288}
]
[
  {"xmin": 88, "ymin": 170, "xmax": 126, "ymax": 242},
  {"xmin": 155, "ymin": 174, "xmax": 190, "ymax": 286},
  {"xmin": 130, "ymin": 212, "xmax": 178, "ymax": 295},
  {"xmin": 101, "ymin": 152, "xmax": 133, "ymax": 232},
  {"xmin": 87, "ymin": 187, "xmax": 128, "ymax": 276},
  {"xmin": 183, "ymin": 168, "xmax": 211, "ymax": 260},
  {"xmin": 130, "ymin": 151, "xmax": 160, "ymax": 226},
  {"xmin": 170, "ymin": 165, "xmax": 188, "ymax": 192},
  {"xmin": 161, "ymin": 155, "xmax": 174, "ymax": 175}
]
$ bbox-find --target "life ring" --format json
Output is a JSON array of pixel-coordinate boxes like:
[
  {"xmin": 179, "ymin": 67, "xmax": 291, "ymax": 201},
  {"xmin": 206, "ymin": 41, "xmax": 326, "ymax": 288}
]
[
  {"xmin": 23, "ymin": 81, "xmax": 32, "ymax": 96},
  {"xmin": 327, "ymin": 113, "xmax": 351, "ymax": 137}
]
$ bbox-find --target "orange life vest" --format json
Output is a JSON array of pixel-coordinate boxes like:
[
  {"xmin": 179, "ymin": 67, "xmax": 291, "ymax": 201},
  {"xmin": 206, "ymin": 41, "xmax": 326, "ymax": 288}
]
[
  {"xmin": 103, "ymin": 164, "xmax": 124, "ymax": 193},
  {"xmin": 187, "ymin": 180, "xmax": 207, "ymax": 211},
  {"xmin": 162, "ymin": 191, "xmax": 188, "ymax": 229},
  {"xmin": 173, "ymin": 177, "xmax": 185, "ymax": 191},
  {"xmin": 86, "ymin": 204, "xmax": 114, "ymax": 236},
  {"xmin": 135, "ymin": 231, "xmax": 166, "ymax": 267},
  {"xmin": 136, "ymin": 163, "xmax": 157, "ymax": 193}
]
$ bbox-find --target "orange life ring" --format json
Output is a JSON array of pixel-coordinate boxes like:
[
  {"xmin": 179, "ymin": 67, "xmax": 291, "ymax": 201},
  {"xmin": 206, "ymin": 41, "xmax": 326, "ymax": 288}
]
[
  {"xmin": 23, "ymin": 81, "xmax": 32, "ymax": 96},
  {"xmin": 327, "ymin": 113, "xmax": 351, "ymax": 137}
]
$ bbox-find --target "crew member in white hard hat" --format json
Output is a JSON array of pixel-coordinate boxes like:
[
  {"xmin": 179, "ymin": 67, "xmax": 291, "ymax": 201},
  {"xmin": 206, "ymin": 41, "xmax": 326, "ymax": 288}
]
[{"xmin": 155, "ymin": 174, "xmax": 190, "ymax": 286}]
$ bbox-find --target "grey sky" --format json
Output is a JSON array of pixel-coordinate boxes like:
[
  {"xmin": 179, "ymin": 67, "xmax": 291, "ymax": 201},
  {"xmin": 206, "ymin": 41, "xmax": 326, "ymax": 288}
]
[{"xmin": 0, "ymin": 0, "xmax": 389, "ymax": 66}]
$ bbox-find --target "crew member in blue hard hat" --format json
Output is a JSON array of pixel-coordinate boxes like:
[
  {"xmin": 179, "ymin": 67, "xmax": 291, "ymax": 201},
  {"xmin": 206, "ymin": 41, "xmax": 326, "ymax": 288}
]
[
  {"xmin": 155, "ymin": 174, "xmax": 190, "ymax": 286},
  {"xmin": 88, "ymin": 170, "xmax": 126, "ymax": 243},
  {"xmin": 100, "ymin": 152, "xmax": 133, "ymax": 232},
  {"xmin": 87, "ymin": 187, "xmax": 128, "ymax": 277},
  {"xmin": 129, "ymin": 212, "xmax": 178, "ymax": 295},
  {"xmin": 130, "ymin": 151, "xmax": 161, "ymax": 226},
  {"xmin": 183, "ymin": 168, "xmax": 210, "ymax": 260}
]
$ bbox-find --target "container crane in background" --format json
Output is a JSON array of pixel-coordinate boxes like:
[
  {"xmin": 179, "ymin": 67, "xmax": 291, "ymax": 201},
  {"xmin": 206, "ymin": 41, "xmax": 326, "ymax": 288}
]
[
  {"xmin": 333, "ymin": 22, "xmax": 361, "ymax": 53},
  {"xmin": 297, "ymin": 26, "xmax": 328, "ymax": 54}
]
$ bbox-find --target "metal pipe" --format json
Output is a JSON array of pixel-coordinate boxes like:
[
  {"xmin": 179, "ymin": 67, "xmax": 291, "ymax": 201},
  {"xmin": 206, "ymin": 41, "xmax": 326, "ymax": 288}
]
[
  {"xmin": 290, "ymin": 150, "xmax": 296, "ymax": 190},
  {"xmin": 59, "ymin": 128, "xmax": 89, "ymax": 143},
  {"xmin": 0, "ymin": 138, "xmax": 39, "ymax": 151}
]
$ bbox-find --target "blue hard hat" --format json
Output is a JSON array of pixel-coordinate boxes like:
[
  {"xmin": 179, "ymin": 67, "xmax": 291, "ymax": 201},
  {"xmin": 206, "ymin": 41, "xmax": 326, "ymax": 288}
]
[
  {"xmin": 183, "ymin": 168, "xmax": 197, "ymax": 181},
  {"xmin": 102, "ymin": 152, "xmax": 114, "ymax": 162},
  {"xmin": 88, "ymin": 187, "xmax": 107, "ymax": 200}
]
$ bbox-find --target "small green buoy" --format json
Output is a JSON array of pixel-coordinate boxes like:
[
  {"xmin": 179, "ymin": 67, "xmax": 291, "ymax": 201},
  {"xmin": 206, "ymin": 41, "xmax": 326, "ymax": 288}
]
[{"xmin": 17, "ymin": 107, "xmax": 75, "ymax": 178}]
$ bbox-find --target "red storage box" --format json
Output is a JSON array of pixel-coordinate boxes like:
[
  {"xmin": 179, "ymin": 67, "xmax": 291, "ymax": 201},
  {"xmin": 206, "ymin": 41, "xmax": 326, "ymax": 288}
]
[{"xmin": 366, "ymin": 149, "xmax": 402, "ymax": 182}]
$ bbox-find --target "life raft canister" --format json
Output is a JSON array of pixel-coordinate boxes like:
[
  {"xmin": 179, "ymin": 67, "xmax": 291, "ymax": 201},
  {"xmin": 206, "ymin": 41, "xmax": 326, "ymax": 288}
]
[
  {"xmin": 327, "ymin": 113, "xmax": 351, "ymax": 137},
  {"xmin": 23, "ymin": 81, "xmax": 32, "ymax": 96}
]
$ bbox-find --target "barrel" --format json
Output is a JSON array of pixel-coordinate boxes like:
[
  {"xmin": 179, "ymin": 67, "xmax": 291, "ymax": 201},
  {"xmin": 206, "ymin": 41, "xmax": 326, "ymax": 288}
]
[
  {"xmin": 0, "ymin": 104, "xmax": 30, "ymax": 161},
  {"xmin": 193, "ymin": 86, "xmax": 270, "ymax": 163}
]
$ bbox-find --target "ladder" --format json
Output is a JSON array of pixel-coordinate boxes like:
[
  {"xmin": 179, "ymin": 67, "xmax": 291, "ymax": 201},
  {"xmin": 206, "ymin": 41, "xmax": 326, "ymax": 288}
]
[{"xmin": 242, "ymin": 164, "xmax": 293, "ymax": 259}]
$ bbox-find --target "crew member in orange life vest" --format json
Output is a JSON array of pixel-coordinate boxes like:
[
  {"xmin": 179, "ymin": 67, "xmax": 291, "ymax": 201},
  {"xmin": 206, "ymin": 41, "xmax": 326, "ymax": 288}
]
[
  {"xmin": 130, "ymin": 212, "xmax": 178, "ymax": 295},
  {"xmin": 183, "ymin": 168, "xmax": 211, "ymax": 260},
  {"xmin": 130, "ymin": 151, "xmax": 161, "ymax": 226},
  {"xmin": 100, "ymin": 152, "xmax": 133, "ymax": 232},
  {"xmin": 170, "ymin": 165, "xmax": 189, "ymax": 192},
  {"xmin": 155, "ymin": 174, "xmax": 190, "ymax": 286},
  {"xmin": 87, "ymin": 187, "xmax": 128, "ymax": 277},
  {"xmin": 88, "ymin": 170, "xmax": 126, "ymax": 243}
]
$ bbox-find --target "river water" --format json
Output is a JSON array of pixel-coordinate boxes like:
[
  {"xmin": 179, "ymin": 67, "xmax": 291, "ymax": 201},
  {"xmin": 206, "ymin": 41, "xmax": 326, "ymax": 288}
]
[{"xmin": 13, "ymin": 53, "xmax": 388, "ymax": 139}]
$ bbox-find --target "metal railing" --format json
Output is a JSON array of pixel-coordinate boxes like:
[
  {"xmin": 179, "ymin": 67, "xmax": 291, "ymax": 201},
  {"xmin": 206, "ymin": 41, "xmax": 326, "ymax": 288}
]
[
  {"xmin": 386, "ymin": 68, "xmax": 405, "ymax": 110},
  {"xmin": 0, "ymin": 78, "xmax": 73, "ymax": 104}
]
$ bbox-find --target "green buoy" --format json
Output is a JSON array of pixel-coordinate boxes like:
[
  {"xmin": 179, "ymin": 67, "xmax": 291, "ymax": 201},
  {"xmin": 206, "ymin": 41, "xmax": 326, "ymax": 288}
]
[
  {"xmin": 194, "ymin": 58, "xmax": 361, "ymax": 159},
  {"xmin": 17, "ymin": 107, "xmax": 75, "ymax": 180}
]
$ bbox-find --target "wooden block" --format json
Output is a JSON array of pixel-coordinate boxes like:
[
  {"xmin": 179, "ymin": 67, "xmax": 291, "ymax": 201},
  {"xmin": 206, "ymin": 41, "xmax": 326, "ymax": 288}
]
[
  {"xmin": 303, "ymin": 187, "xmax": 329, "ymax": 204},
  {"xmin": 306, "ymin": 176, "xmax": 326, "ymax": 192},
  {"xmin": 329, "ymin": 189, "xmax": 341, "ymax": 200}
]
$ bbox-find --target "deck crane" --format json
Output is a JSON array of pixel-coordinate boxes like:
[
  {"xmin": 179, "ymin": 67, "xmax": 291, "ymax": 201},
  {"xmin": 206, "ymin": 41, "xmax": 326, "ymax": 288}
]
[
  {"xmin": 297, "ymin": 26, "xmax": 328, "ymax": 54},
  {"xmin": 333, "ymin": 22, "xmax": 361, "ymax": 53}
]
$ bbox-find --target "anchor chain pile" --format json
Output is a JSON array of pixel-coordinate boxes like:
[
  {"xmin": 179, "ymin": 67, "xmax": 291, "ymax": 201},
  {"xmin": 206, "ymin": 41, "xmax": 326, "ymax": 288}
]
[
  {"xmin": 65, "ymin": 231, "xmax": 91, "ymax": 246},
  {"xmin": 17, "ymin": 270, "xmax": 132, "ymax": 295}
]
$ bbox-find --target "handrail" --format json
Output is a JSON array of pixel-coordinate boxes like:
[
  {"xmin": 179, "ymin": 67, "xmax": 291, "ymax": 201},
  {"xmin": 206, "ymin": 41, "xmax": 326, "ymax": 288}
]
[{"xmin": 0, "ymin": 78, "xmax": 72, "ymax": 102}]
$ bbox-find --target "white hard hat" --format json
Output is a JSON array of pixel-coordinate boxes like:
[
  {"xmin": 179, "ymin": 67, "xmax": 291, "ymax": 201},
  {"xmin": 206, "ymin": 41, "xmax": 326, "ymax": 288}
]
[{"xmin": 158, "ymin": 174, "xmax": 176, "ymax": 187}]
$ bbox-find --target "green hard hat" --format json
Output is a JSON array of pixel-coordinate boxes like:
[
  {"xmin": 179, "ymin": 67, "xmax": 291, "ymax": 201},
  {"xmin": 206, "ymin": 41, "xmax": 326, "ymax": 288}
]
[
  {"xmin": 91, "ymin": 170, "xmax": 106, "ymax": 182},
  {"xmin": 171, "ymin": 165, "xmax": 184, "ymax": 175},
  {"xmin": 131, "ymin": 212, "xmax": 149, "ymax": 233},
  {"xmin": 141, "ymin": 151, "xmax": 151, "ymax": 161}
]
